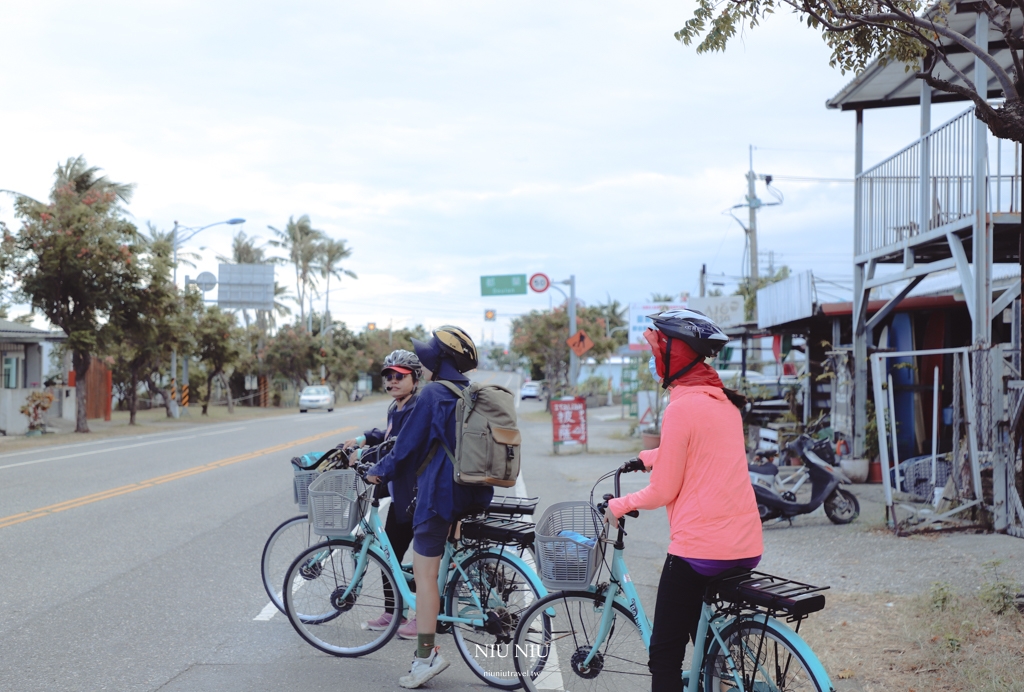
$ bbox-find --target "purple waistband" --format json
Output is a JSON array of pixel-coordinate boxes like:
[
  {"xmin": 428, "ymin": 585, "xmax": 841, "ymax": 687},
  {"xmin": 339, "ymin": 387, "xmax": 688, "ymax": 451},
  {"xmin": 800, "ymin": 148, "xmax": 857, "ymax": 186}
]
[{"xmin": 683, "ymin": 555, "xmax": 761, "ymax": 577}]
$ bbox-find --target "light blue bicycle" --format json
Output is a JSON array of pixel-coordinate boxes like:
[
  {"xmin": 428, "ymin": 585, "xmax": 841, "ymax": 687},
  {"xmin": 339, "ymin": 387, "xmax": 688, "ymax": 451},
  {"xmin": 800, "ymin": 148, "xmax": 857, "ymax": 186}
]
[
  {"xmin": 282, "ymin": 463, "xmax": 546, "ymax": 689},
  {"xmin": 512, "ymin": 459, "xmax": 833, "ymax": 692}
]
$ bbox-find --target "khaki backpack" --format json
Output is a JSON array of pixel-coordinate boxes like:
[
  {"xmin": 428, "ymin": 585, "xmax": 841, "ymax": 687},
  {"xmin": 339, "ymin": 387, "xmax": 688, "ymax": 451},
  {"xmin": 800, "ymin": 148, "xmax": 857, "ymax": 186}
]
[{"xmin": 425, "ymin": 380, "xmax": 522, "ymax": 488}]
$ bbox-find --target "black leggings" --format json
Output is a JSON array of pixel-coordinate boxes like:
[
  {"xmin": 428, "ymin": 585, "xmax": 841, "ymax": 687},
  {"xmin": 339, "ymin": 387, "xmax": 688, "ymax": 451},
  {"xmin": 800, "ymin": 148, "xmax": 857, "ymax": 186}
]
[
  {"xmin": 649, "ymin": 554, "xmax": 714, "ymax": 692},
  {"xmin": 382, "ymin": 500, "xmax": 415, "ymax": 611}
]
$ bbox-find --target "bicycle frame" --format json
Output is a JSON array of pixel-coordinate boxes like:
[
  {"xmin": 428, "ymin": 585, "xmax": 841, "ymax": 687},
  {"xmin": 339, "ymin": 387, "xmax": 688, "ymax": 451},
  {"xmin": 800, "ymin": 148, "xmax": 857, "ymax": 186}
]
[{"xmin": 332, "ymin": 496, "xmax": 545, "ymax": 628}]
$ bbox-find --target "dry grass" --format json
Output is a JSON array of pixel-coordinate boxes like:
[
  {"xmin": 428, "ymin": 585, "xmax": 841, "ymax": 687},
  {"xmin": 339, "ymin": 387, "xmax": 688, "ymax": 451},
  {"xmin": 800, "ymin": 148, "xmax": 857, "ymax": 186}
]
[{"xmin": 801, "ymin": 583, "xmax": 1024, "ymax": 691}]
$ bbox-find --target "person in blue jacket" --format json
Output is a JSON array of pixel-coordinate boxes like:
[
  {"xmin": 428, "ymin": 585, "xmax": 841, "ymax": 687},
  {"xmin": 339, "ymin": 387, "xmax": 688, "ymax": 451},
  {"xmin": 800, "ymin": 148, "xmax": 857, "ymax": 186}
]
[
  {"xmin": 366, "ymin": 325, "xmax": 491, "ymax": 689},
  {"xmin": 341, "ymin": 349, "xmax": 422, "ymax": 636}
]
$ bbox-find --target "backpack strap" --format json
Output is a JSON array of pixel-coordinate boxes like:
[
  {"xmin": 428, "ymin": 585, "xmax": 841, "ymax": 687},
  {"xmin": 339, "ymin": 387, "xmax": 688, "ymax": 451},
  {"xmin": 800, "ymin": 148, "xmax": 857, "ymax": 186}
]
[{"xmin": 415, "ymin": 381, "xmax": 465, "ymax": 477}]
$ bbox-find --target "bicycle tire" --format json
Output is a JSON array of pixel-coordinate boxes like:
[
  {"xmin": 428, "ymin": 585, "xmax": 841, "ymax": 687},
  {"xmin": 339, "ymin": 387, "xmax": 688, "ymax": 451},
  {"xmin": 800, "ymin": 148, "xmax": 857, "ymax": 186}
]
[
  {"xmin": 702, "ymin": 616, "xmax": 830, "ymax": 692},
  {"xmin": 445, "ymin": 551, "xmax": 543, "ymax": 690},
  {"xmin": 512, "ymin": 590, "xmax": 650, "ymax": 692},
  {"xmin": 824, "ymin": 488, "xmax": 860, "ymax": 524},
  {"xmin": 261, "ymin": 515, "xmax": 324, "ymax": 614},
  {"xmin": 283, "ymin": 538, "xmax": 402, "ymax": 657}
]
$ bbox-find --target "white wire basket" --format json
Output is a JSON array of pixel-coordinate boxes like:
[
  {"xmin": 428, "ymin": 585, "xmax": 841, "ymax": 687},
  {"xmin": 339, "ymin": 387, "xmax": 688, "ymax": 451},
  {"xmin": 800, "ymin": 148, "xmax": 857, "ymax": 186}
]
[
  {"xmin": 307, "ymin": 470, "xmax": 367, "ymax": 536},
  {"xmin": 535, "ymin": 501, "xmax": 605, "ymax": 591}
]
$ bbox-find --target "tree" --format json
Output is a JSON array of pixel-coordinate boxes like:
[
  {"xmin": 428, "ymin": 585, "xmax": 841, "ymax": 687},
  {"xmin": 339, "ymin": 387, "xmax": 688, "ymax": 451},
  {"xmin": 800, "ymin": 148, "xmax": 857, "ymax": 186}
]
[
  {"xmin": 649, "ymin": 293, "xmax": 676, "ymax": 302},
  {"xmin": 734, "ymin": 265, "xmax": 790, "ymax": 321},
  {"xmin": 262, "ymin": 326, "xmax": 319, "ymax": 399},
  {"xmin": 596, "ymin": 297, "xmax": 629, "ymax": 347},
  {"xmin": 268, "ymin": 215, "xmax": 324, "ymax": 329},
  {"xmin": 317, "ymin": 237, "xmax": 357, "ymax": 330},
  {"xmin": 677, "ymin": 0, "xmax": 1024, "ymax": 144},
  {"xmin": 511, "ymin": 305, "xmax": 618, "ymax": 395},
  {"xmin": 193, "ymin": 306, "xmax": 243, "ymax": 415},
  {"xmin": 13, "ymin": 156, "xmax": 137, "ymax": 432},
  {"xmin": 104, "ymin": 226, "xmax": 200, "ymax": 424}
]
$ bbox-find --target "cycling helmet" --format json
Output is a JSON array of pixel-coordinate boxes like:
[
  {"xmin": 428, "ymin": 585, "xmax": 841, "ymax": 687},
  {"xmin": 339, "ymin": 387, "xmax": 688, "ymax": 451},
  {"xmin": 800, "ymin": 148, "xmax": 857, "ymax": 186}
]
[
  {"xmin": 649, "ymin": 309, "xmax": 729, "ymax": 357},
  {"xmin": 433, "ymin": 325, "xmax": 478, "ymax": 373},
  {"xmin": 381, "ymin": 349, "xmax": 422, "ymax": 382},
  {"xmin": 647, "ymin": 309, "xmax": 728, "ymax": 388}
]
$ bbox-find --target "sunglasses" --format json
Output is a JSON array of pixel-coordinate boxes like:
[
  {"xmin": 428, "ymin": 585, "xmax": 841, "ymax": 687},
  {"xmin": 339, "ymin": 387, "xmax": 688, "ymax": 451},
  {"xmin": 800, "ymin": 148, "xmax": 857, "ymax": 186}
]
[{"xmin": 383, "ymin": 372, "xmax": 409, "ymax": 382}]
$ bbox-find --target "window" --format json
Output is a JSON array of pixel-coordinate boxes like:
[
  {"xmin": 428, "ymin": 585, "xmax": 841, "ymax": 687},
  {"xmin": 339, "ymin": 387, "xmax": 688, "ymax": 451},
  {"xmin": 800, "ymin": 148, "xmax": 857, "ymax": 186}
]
[{"xmin": 3, "ymin": 357, "xmax": 19, "ymax": 389}]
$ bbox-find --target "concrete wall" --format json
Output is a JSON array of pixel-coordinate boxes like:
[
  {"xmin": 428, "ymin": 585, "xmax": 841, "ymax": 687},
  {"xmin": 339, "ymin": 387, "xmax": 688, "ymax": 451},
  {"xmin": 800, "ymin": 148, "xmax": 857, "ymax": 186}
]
[{"xmin": 0, "ymin": 388, "xmax": 37, "ymax": 435}]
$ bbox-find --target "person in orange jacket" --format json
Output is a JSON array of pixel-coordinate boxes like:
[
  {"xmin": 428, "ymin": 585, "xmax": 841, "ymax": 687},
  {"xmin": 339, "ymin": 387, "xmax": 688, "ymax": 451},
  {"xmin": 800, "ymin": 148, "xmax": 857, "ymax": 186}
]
[{"xmin": 607, "ymin": 309, "xmax": 763, "ymax": 692}]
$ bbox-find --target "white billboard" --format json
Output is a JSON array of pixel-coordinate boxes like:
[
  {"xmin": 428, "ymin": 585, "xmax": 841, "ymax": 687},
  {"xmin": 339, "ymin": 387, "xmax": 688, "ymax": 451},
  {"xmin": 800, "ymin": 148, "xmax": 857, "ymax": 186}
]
[
  {"xmin": 628, "ymin": 302, "xmax": 688, "ymax": 350},
  {"xmin": 688, "ymin": 295, "xmax": 745, "ymax": 328},
  {"xmin": 217, "ymin": 264, "xmax": 275, "ymax": 311}
]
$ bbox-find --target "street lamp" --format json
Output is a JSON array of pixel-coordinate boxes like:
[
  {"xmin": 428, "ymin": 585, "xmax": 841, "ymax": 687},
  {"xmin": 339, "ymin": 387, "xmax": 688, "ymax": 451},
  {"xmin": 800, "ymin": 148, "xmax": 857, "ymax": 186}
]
[
  {"xmin": 169, "ymin": 217, "xmax": 245, "ymax": 416},
  {"xmin": 548, "ymin": 276, "xmax": 578, "ymax": 389},
  {"xmin": 172, "ymin": 217, "xmax": 246, "ymax": 286}
]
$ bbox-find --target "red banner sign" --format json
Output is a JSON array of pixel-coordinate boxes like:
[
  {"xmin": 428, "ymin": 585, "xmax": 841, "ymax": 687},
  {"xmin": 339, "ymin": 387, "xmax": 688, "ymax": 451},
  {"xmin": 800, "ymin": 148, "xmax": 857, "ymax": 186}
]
[{"xmin": 551, "ymin": 397, "xmax": 587, "ymax": 446}]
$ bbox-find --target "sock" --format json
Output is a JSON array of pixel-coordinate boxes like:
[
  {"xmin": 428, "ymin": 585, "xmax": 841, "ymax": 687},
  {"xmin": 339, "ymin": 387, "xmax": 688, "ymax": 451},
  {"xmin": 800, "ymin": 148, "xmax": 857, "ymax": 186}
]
[{"xmin": 416, "ymin": 633, "xmax": 435, "ymax": 658}]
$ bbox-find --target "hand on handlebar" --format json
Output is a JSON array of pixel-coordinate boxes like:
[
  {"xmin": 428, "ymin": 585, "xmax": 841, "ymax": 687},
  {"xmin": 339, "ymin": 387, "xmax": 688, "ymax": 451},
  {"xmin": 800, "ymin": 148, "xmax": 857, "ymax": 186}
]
[{"xmin": 622, "ymin": 457, "xmax": 648, "ymax": 473}]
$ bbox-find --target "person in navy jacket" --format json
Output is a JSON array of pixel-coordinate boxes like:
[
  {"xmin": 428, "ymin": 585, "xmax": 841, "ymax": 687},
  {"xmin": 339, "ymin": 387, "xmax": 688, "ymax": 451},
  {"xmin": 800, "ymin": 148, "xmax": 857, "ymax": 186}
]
[{"xmin": 366, "ymin": 326, "xmax": 491, "ymax": 689}]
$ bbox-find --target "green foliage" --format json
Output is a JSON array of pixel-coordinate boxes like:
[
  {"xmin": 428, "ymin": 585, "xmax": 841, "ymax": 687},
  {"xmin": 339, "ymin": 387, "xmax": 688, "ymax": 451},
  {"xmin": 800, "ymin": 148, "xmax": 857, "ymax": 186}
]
[
  {"xmin": 978, "ymin": 561, "xmax": 1020, "ymax": 616},
  {"xmin": 511, "ymin": 305, "xmax": 618, "ymax": 393},
  {"xmin": 268, "ymin": 214, "xmax": 325, "ymax": 326},
  {"xmin": 194, "ymin": 306, "xmax": 243, "ymax": 414},
  {"xmin": 733, "ymin": 265, "xmax": 789, "ymax": 321},
  {"xmin": 674, "ymin": 0, "xmax": 1024, "ymax": 145},
  {"xmin": 930, "ymin": 581, "xmax": 954, "ymax": 611}
]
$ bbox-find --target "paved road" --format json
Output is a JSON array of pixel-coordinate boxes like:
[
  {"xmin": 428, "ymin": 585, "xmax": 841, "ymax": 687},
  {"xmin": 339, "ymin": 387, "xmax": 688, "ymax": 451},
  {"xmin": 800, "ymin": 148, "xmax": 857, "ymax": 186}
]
[{"xmin": 0, "ymin": 370, "xmax": 540, "ymax": 692}]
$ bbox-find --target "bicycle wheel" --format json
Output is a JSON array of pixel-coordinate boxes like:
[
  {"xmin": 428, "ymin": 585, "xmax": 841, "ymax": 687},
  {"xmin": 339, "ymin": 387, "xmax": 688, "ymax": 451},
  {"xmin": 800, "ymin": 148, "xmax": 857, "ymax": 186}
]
[
  {"xmin": 824, "ymin": 488, "xmax": 860, "ymax": 524},
  {"xmin": 512, "ymin": 590, "xmax": 650, "ymax": 692},
  {"xmin": 261, "ymin": 515, "xmax": 324, "ymax": 613},
  {"xmin": 702, "ymin": 617, "xmax": 828, "ymax": 692},
  {"xmin": 445, "ymin": 551, "xmax": 543, "ymax": 689},
  {"xmin": 283, "ymin": 538, "xmax": 402, "ymax": 657}
]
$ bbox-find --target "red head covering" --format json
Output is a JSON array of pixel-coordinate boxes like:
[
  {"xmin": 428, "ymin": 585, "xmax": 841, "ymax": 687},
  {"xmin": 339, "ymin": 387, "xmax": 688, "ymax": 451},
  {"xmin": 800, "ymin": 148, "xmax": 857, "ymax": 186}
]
[{"xmin": 643, "ymin": 328, "xmax": 723, "ymax": 389}]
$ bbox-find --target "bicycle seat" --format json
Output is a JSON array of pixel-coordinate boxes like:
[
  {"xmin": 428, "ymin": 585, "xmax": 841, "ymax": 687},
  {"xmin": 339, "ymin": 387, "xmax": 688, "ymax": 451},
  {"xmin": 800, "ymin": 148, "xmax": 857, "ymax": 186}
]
[{"xmin": 748, "ymin": 462, "xmax": 779, "ymax": 476}]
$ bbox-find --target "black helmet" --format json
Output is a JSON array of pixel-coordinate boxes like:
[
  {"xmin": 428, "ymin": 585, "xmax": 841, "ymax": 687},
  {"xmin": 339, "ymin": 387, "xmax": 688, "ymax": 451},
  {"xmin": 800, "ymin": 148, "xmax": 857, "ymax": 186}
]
[
  {"xmin": 433, "ymin": 325, "xmax": 478, "ymax": 373},
  {"xmin": 381, "ymin": 349, "xmax": 422, "ymax": 381},
  {"xmin": 649, "ymin": 309, "xmax": 729, "ymax": 358}
]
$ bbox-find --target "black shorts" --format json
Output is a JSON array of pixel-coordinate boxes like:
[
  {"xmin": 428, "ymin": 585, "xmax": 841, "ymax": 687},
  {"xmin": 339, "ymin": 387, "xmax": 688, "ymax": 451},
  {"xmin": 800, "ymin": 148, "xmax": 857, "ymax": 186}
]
[{"xmin": 412, "ymin": 514, "xmax": 450, "ymax": 558}]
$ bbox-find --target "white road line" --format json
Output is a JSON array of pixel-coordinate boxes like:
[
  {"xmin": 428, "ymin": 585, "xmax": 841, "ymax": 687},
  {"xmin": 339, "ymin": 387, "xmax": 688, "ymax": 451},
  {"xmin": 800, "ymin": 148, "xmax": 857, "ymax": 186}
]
[
  {"xmin": 253, "ymin": 600, "xmax": 280, "ymax": 621},
  {"xmin": 0, "ymin": 426, "xmax": 246, "ymax": 471}
]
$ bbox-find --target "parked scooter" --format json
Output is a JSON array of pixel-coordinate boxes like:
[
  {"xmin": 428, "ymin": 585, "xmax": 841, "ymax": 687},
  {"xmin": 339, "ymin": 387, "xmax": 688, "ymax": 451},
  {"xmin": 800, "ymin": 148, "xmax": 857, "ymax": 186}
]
[{"xmin": 749, "ymin": 434, "xmax": 860, "ymax": 525}]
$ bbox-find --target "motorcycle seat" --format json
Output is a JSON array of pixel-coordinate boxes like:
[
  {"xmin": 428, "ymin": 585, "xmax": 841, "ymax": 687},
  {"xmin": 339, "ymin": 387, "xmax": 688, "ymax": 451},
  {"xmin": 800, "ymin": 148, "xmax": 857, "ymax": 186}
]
[{"xmin": 748, "ymin": 462, "xmax": 779, "ymax": 476}]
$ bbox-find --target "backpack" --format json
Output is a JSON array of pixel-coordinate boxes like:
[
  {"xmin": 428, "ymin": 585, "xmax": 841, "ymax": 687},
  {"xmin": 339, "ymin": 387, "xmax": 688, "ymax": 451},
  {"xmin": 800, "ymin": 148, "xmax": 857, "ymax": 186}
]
[{"xmin": 426, "ymin": 380, "xmax": 522, "ymax": 488}]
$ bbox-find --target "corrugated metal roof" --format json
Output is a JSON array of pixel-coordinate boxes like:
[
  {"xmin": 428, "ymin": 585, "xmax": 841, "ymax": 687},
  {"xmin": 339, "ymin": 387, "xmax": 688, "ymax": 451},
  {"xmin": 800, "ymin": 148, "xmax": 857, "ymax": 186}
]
[
  {"xmin": 826, "ymin": 8, "xmax": 1020, "ymax": 111},
  {"xmin": 0, "ymin": 319, "xmax": 66, "ymax": 343}
]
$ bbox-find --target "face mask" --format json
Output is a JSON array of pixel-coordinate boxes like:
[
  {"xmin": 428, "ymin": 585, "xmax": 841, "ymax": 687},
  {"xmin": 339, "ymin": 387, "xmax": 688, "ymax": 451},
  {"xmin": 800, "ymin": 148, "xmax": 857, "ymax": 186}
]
[{"xmin": 648, "ymin": 355, "xmax": 661, "ymax": 383}]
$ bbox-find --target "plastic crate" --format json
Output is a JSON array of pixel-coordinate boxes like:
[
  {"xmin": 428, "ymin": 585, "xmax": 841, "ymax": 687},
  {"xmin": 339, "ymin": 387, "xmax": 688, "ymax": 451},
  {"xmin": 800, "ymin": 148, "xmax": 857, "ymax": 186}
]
[
  {"xmin": 535, "ymin": 501, "xmax": 605, "ymax": 591},
  {"xmin": 307, "ymin": 470, "xmax": 367, "ymax": 536},
  {"xmin": 293, "ymin": 470, "xmax": 319, "ymax": 512}
]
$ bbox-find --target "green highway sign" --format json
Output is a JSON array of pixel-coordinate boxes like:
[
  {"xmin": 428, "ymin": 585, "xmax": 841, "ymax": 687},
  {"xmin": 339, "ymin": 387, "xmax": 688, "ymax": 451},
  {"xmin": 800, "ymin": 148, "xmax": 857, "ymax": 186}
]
[{"xmin": 480, "ymin": 274, "xmax": 527, "ymax": 296}]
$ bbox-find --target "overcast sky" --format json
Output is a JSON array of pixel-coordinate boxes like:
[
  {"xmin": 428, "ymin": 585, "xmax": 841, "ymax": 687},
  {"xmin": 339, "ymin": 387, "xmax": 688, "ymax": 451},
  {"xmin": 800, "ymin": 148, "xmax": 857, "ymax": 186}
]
[{"xmin": 0, "ymin": 1, "xmax": 972, "ymax": 341}]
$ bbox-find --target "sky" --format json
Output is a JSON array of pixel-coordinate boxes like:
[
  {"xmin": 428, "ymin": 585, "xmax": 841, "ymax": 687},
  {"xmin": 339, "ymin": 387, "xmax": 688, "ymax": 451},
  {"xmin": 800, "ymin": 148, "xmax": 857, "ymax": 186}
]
[{"xmin": 0, "ymin": 1, "xmax": 975, "ymax": 343}]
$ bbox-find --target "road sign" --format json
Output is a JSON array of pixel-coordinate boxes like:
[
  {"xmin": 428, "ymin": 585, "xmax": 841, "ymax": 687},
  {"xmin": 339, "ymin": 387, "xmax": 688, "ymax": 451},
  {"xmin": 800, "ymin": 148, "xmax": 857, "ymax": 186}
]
[
  {"xmin": 567, "ymin": 329, "xmax": 594, "ymax": 357},
  {"xmin": 551, "ymin": 397, "xmax": 587, "ymax": 451},
  {"xmin": 528, "ymin": 273, "xmax": 550, "ymax": 293},
  {"xmin": 194, "ymin": 271, "xmax": 217, "ymax": 292},
  {"xmin": 481, "ymin": 274, "xmax": 527, "ymax": 296},
  {"xmin": 484, "ymin": 309, "xmax": 496, "ymax": 321}
]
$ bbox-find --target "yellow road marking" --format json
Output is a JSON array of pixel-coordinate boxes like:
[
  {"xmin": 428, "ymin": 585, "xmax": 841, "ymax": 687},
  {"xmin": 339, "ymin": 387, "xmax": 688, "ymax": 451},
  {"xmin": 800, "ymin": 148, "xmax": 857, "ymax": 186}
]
[{"xmin": 0, "ymin": 426, "xmax": 354, "ymax": 531}]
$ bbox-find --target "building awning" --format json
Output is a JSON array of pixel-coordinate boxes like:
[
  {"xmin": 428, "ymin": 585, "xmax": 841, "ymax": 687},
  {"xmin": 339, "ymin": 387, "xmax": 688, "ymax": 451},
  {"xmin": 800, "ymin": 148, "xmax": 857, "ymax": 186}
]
[
  {"xmin": 826, "ymin": 5, "xmax": 1021, "ymax": 111},
  {"xmin": 0, "ymin": 319, "xmax": 66, "ymax": 344}
]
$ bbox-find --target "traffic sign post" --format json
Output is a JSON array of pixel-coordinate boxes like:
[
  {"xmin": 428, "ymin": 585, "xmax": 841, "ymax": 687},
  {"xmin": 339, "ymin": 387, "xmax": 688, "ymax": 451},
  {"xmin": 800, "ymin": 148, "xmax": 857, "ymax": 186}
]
[
  {"xmin": 481, "ymin": 275, "xmax": 527, "ymax": 296},
  {"xmin": 567, "ymin": 329, "xmax": 594, "ymax": 358},
  {"xmin": 551, "ymin": 397, "xmax": 587, "ymax": 454}
]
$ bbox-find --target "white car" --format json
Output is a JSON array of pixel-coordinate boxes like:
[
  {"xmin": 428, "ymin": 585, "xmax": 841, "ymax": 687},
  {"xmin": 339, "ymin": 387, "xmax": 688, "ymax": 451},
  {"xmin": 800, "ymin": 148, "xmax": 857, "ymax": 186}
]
[
  {"xmin": 299, "ymin": 385, "xmax": 335, "ymax": 412},
  {"xmin": 520, "ymin": 382, "xmax": 542, "ymax": 400}
]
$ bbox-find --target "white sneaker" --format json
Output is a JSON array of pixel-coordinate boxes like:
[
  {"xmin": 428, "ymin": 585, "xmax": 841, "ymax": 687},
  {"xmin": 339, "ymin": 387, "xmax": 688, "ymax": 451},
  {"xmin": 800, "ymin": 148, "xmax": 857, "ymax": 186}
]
[{"xmin": 398, "ymin": 646, "xmax": 450, "ymax": 689}]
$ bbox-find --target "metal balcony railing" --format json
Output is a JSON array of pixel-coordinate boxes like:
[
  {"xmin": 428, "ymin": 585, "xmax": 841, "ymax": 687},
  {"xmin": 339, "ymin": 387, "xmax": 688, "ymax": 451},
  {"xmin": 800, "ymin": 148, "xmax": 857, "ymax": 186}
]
[{"xmin": 856, "ymin": 106, "xmax": 1021, "ymax": 257}]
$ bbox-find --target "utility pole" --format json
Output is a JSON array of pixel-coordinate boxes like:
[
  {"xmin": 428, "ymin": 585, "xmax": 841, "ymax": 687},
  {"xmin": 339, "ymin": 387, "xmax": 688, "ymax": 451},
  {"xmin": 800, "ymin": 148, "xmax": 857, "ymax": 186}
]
[
  {"xmin": 746, "ymin": 145, "xmax": 760, "ymax": 289},
  {"xmin": 699, "ymin": 264, "xmax": 707, "ymax": 298}
]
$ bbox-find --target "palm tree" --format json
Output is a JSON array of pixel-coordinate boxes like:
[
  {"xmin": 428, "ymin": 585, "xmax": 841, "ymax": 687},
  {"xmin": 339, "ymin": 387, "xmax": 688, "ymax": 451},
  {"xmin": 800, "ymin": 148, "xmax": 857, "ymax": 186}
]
[
  {"xmin": 317, "ymin": 238, "xmax": 357, "ymax": 331},
  {"xmin": 268, "ymin": 215, "xmax": 323, "ymax": 329},
  {"xmin": 55, "ymin": 154, "xmax": 135, "ymax": 205}
]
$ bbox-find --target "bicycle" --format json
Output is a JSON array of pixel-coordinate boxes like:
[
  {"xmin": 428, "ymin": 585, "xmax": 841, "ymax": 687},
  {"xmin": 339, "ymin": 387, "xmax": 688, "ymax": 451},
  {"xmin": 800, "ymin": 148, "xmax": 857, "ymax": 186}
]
[
  {"xmin": 282, "ymin": 460, "xmax": 547, "ymax": 689},
  {"xmin": 260, "ymin": 448, "xmax": 349, "ymax": 614},
  {"xmin": 511, "ymin": 459, "xmax": 834, "ymax": 691}
]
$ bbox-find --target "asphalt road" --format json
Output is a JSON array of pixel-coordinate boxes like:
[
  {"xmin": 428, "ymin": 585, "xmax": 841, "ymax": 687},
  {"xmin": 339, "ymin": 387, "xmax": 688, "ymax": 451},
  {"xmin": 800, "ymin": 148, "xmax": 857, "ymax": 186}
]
[{"xmin": 0, "ymin": 370, "xmax": 595, "ymax": 692}]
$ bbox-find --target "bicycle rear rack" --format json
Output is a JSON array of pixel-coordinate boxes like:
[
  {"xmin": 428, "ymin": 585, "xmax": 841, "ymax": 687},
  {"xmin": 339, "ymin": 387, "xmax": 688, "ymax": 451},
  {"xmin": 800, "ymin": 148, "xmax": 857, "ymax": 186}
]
[
  {"xmin": 714, "ymin": 570, "xmax": 828, "ymax": 622},
  {"xmin": 486, "ymin": 495, "xmax": 539, "ymax": 517}
]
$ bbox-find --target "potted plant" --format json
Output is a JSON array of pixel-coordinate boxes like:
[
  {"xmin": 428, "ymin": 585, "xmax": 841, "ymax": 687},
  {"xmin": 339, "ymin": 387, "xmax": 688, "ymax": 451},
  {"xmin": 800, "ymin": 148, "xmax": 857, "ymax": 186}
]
[{"xmin": 20, "ymin": 391, "xmax": 54, "ymax": 436}]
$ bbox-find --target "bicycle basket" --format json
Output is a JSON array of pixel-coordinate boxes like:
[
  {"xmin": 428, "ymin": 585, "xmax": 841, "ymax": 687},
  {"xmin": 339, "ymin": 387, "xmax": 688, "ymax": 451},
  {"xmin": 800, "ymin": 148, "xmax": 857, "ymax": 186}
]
[
  {"xmin": 292, "ymin": 469, "xmax": 319, "ymax": 512},
  {"xmin": 535, "ymin": 501, "xmax": 605, "ymax": 590},
  {"xmin": 307, "ymin": 469, "xmax": 367, "ymax": 536}
]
